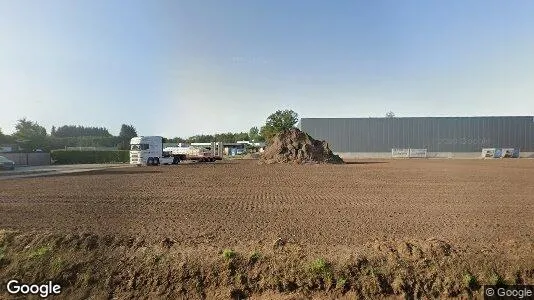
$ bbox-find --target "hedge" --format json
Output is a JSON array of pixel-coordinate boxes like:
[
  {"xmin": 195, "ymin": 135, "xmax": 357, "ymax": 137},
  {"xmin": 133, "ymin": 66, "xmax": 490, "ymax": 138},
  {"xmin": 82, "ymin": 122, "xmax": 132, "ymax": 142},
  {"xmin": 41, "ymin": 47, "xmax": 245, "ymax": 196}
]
[{"xmin": 51, "ymin": 150, "xmax": 129, "ymax": 164}]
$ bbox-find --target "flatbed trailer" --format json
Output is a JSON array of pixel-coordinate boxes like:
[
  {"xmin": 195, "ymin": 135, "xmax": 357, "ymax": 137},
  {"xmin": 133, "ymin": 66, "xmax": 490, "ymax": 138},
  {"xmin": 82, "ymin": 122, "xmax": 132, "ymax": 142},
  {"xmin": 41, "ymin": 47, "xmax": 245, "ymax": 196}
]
[
  {"xmin": 130, "ymin": 136, "xmax": 224, "ymax": 166},
  {"xmin": 171, "ymin": 154, "xmax": 222, "ymax": 163}
]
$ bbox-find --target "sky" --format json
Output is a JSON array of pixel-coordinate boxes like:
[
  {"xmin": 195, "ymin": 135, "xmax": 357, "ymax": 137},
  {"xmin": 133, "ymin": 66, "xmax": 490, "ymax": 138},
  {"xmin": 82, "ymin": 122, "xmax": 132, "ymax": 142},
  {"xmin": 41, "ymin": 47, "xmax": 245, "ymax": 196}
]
[{"xmin": 1, "ymin": 0, "xmax": 533, "ymax": 137}]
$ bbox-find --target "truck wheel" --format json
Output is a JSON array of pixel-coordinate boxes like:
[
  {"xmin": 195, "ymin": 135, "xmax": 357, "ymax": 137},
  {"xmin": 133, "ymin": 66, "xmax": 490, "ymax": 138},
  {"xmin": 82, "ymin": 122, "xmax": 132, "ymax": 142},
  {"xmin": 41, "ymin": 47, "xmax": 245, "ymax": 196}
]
[
  {"xmin": 154, "ymin": 158, "xmax": 160, "ymax": 165},
  {"xmin": 210, "ymin": 157, "xmax": 215, "ymax": 162},
  {"xmin": 172, "ymin": 157, "xmax": 180, "ymax": 164},
  {"xmin": 147, "ymin": 157, "xmax": 154, "ymax": 165}
]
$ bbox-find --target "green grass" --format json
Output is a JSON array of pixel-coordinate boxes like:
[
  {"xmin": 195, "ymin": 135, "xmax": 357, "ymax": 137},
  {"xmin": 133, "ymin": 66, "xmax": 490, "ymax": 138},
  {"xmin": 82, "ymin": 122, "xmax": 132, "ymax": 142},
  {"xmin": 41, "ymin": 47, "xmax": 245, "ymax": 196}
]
[
  {"xmin": 489, "ymin": 272, "xmax": 505, "ymax": 286},
  {"xmin": 309, "ymin": 258, "xmax": 332, "ymax": 279},
  {"xmin": 222, "ymin": 249, "xmax": 237, "ymax": 260},
  {"xmin": 249, "ymin": 251, "xmax": 261, "ymax": 263},
  {"xmin": 463, "ymin": 273, "xmax": 478, "ymax": 290},
  {"xmin": 336, "ymin": 277, "xmax": 347, "ymax": 289},
  {"xmin": 28, "ymin": 245, "xmax": 52, "ymax": 259},
  {"xmin": 51, "ymin": 258, "xmax": 65, "ymax": 273}
]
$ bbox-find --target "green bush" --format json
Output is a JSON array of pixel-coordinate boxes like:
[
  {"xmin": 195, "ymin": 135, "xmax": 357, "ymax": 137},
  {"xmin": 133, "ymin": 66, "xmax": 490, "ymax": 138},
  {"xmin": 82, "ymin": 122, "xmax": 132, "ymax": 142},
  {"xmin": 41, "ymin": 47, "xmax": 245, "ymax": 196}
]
[
  {"xmin": 222, "ymin": 249, "xmax": 237, "ymax": 260},
  {"xmin": 51, "ymin": 150, "xmax": 129, "ymax": 164},
  {"xmin": 309, "ymin": 258, "xmax": 332, "ymax": 279}
]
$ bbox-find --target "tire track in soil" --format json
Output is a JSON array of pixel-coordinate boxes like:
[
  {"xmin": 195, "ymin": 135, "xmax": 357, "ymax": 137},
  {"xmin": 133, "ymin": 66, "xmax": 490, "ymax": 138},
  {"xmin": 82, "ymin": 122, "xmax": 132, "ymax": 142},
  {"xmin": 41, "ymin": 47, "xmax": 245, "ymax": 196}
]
[{"xmin": 0, "ymin": 159, "xmax": 533, "ymax": 249}]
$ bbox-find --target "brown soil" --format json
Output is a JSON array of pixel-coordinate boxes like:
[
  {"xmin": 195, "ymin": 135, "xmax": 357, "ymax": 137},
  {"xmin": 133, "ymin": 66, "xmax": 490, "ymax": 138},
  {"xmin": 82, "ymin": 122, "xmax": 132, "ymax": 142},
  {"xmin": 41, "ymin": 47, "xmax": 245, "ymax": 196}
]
[
  {"xmin": 242, "ymin": 153, "xmax": 261, "ymax": 160},
  {"xmin": 260, "ymin": 128, "xmax": 343, "ymax": 164},
  {"xmin": 0, "ymin": 159, "xmax": 533, "ymax": 299}
]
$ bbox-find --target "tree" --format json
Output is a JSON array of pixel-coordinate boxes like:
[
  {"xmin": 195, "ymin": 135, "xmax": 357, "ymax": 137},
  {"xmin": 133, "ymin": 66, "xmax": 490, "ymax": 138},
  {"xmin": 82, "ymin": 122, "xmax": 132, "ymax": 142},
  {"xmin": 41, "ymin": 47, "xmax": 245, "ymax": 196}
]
[
  {"xmin": 0, "ymin": 128, "xmax": 15, "ymax": 145},
  {"xmin": 13, "ymin": 118, "xmax": 48, "ymax": 151},
  {"xmin": 167, "ymin": 137, "xmax": 187, "ymax": 144},
  {"xmin": 187, "ymin": 134, "xmax": 214, "ymax": 143},
  {"xmin": 51, "ymin": 126, "xmax": 56, "ymax": 136},
  {"xmin": 249, "ymin": 126, "xmax": 260, "ymax": 141},
  {"xmin": 53, "ymin": 125, "xmax": 111, "ymax": 137},
  {"xmin": 119, "ymin": 124, "xmax": 137, "ymax": 140},
  {"xmin": 14, "ymin": 118, "xmax": 47, "ymax": 139},
  {"xmin": 260, "ymin": 109, "xmax": 299, "ymax": 142},
  {"xmin": 118, "ymin": 124, "xmax": 138, "ymax": 150},
  {"xmin": 235, "ymin": 132, "xmax": 249, "ymax": 141},
  {"xmin": 386, "ymin": 111, "xmax": 396, "ymax": 118}
]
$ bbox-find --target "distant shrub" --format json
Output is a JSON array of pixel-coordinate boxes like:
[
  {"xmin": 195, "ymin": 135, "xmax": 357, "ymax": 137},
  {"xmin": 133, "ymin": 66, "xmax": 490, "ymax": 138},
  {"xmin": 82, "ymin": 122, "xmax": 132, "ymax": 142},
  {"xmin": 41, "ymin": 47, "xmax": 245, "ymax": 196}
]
[
  {"xmin": 249, "ymin": 251, "xmax": 261, "ymax": 263},
  {"xmin": 309, "ymin": 258, "xmax": 332, "ymax": 279},
  {"xmin": 463, "ymin": 273, "xmax": 478, "ymax": 290},
  {"xmin": 51, "ymin": 150, "xmax": 129, "ymax": 164},
  {"xmin": 336, "ymin": 277, "xmax": 347, "ymax": 289},
  {"xmin": 489, "ymin": 272, "xmax": 505, "ymax": 286},
  {"xmin": 222, "ymin": 249, "xmax": 237, "ymax": 260}
]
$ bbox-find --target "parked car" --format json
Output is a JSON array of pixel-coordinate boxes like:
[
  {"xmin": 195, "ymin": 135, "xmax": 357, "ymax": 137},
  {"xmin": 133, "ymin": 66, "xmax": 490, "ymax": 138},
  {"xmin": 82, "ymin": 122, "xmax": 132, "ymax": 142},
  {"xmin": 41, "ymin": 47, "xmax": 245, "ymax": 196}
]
[{"xmin": 0, "ymin": 156, "xmax": 15, "ymax": 170}]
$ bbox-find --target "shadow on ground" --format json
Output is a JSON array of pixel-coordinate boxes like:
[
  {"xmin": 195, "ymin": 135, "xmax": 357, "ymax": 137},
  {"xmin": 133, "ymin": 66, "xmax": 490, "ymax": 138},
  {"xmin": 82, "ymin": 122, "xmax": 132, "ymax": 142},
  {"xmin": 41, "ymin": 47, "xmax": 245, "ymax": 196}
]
[
  {"xmin": 48, "ymin": 169, "xmax": 162, "ymax": 177},
  {"xmin": 344, "ymin": 161, "xmax": 389, "ymax": 165}
]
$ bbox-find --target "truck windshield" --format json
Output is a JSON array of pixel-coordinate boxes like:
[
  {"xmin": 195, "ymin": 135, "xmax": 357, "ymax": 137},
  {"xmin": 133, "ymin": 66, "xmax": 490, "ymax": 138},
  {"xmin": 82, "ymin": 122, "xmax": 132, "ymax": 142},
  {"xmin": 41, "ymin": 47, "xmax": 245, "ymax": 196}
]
[{"xmin": 131, "ymin": 144, "xmax": 149, "ymax": 150}]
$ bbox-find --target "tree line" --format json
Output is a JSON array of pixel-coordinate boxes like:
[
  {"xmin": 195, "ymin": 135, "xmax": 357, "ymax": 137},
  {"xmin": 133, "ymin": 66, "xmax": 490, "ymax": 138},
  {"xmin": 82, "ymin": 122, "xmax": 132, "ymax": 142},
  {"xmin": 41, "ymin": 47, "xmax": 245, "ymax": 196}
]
[
  {"xmin": 0, "ymin": 119, "xmax": 138, "ymax": 151},
  {"xmin": 0, "ymin": 110, "xmax": 300, "ymax": 152},
  {"xmin": 165, "ymin": 110, "xmax": 299, "ymax": 144},
  {"xmin": 166, "ymin": 131, "xmax": 259, "ymax": 144},
  {"xmin": 51, "ymin": 125, "xmax": 112, "ymax": 137}
]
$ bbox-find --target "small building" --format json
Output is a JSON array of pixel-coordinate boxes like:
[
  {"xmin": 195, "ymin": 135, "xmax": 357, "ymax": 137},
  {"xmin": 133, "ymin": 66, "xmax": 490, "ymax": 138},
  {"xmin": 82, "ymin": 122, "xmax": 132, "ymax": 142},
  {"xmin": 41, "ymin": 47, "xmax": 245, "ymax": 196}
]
[
  {"xmin": 0, "ymin": 145, "xmax": 15, "ymax": 152},
  {"xmin": 221, "ymin": 143, "xmax": 246, "ymax": 156},
  {"xmin": 236, "ymin": 140, "xmax": 266, "ymax": 153}
]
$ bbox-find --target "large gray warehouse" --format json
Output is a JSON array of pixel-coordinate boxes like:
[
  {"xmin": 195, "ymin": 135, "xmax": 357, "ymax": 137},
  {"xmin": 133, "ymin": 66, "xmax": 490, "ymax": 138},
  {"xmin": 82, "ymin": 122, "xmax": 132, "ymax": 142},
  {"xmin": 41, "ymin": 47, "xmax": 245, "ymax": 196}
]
[{"xmin": 300, "ymin": 116, "xmax": 534, "ymax": 158}]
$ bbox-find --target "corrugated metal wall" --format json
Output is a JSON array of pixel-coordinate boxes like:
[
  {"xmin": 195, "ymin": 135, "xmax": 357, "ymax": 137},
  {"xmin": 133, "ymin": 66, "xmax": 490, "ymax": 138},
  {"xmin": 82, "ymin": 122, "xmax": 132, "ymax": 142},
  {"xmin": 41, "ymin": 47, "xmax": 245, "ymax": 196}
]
[{"xmin": 300, "ymin": 117, "xmax": 534, "ymax": 152}]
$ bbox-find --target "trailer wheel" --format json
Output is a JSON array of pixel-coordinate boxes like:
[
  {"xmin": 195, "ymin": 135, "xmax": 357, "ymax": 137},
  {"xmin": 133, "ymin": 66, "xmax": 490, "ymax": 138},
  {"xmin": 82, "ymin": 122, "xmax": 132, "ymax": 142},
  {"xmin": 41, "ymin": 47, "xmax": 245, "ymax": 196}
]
[
  {"xmin": 154, "ymin": 158, "xmax": 160, "ymax": 165},
  {"xmin": 210, "ymin": 157, "xmax": 215, "ymax": 162},
  {"xmin": 172, "ymin": 157, "xmax": 180, "ymax": 164},
  {"xmin": 147, "ymin": 157, "xmax": 154, "ymax": 165}
]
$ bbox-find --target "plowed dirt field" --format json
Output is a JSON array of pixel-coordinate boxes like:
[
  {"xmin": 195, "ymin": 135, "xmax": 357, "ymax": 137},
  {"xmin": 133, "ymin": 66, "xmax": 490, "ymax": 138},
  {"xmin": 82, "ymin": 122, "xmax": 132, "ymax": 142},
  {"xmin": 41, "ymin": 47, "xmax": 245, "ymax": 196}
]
[
  {"xmin": 1, "ymin": 159, "xmax": 532, "ymax": 248},
  {"xmin": 0, "ymin": 159, "xmax": 533, "ymax": 299}
]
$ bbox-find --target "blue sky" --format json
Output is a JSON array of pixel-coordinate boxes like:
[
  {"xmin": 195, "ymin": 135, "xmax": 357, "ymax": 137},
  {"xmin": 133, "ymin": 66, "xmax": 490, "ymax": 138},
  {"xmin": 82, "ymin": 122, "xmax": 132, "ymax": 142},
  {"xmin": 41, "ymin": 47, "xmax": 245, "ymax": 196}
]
[{"xmin": 1, "ymin": 1, "xmax": 533, "ymax": 137}]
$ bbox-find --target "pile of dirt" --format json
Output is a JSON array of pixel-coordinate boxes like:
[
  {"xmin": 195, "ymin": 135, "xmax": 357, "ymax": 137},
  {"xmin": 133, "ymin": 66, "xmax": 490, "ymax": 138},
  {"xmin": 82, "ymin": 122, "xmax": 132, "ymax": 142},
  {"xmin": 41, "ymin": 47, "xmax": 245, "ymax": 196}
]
[{"xmin": 260, "ymin": 128, "xmax": 344, "ymax": 164}]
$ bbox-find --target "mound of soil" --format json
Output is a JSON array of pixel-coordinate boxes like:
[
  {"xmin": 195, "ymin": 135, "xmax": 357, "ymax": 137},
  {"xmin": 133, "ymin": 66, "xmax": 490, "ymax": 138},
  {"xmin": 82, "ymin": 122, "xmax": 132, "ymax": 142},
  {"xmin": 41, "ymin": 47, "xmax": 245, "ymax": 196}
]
[{"xmin": 260, "ymin": 128, "xmax": 344, "ymax": 164}]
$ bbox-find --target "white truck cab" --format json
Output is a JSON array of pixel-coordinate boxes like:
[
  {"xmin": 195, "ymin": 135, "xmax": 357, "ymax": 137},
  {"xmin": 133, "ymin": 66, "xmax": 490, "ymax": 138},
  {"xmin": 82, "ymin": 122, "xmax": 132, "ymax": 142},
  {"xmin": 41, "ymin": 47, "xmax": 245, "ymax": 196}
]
[{"xmin": 130, "ymin": 136, "xmax": 176, "ymax": 166}]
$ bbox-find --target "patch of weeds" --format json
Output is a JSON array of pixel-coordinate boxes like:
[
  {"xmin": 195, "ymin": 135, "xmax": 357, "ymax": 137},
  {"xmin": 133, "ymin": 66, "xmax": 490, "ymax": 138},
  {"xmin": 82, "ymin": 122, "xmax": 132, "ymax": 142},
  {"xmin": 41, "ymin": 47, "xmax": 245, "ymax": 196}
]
[
  {"xmin": 81, "ymin": 270, "xmax": 93, "ymax": 286},
  {"xmin": 489, "ymin": 272, "xmax": 505, "ymax": 286},
  {"xmin": 366, "ymin": 265, "xmax": 384, "ymax": 277},
  {"xmin": 222, "ymin": 249, "xmax": 237, "ymax": 260},
  {"xmin": 0, "ymin": 245, "xmax": 6, "ymax": 261},
  {"xmin": 336, "ymin": 277, "xmax": 347, "ymax": 289},
  {"xmin": 235, "ymin": 273, "xmax": 247, "ymax": 285},
  {"xmin": 154, "ymin": 253, "xmax": 164, "ymax": 265},
  {"xmin": 51, "ymin": 258, "xmax": 65, "ymax": 274},
  {"xmin": 309, "ymin": 258, "xmax": 332, "ymax": 279},
  {"xmin": 28, "ymin": 245, "xmax": 52, "ymax": 259},
  {"xmin": 463, "ymin": 273, "xmax": 478, "ymax": 290},
  {"xmin": 249, "ymin": 251, "xmax": 261, "ymax": 264}
]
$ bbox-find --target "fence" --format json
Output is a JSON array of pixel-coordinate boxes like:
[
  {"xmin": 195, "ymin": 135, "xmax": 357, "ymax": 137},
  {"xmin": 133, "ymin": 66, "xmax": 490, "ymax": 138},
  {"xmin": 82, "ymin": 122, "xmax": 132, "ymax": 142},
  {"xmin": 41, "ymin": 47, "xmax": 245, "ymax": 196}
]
[
  {"xmin": 391, "ymin": 149, "xmax": 428, "ymax": 158},
  {"xmin": 1, "ymin": 153, "xmax": 51, "ymax": 166},
  {"xmin": 65, "ymin": 146, "xmax": 118, "ymax": 151}
]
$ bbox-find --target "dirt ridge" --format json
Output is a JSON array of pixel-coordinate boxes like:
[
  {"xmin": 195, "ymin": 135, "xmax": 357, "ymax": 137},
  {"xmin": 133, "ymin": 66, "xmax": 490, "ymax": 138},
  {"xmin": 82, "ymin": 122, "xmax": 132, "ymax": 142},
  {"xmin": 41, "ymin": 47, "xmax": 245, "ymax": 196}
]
[{"xmin": 1, "ymin": 230, "xmax": 533, "ymax": 299}]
